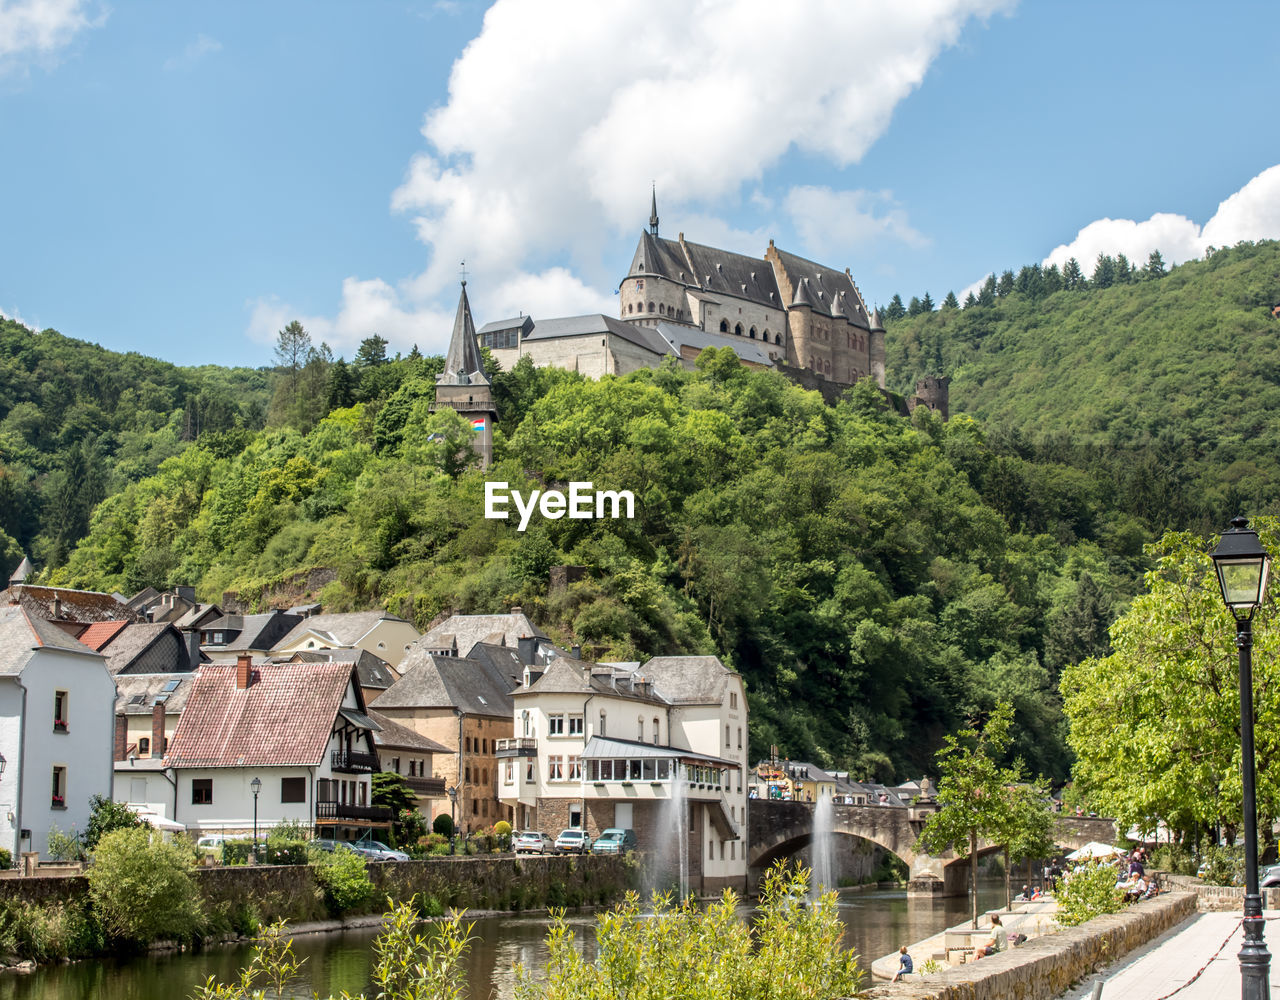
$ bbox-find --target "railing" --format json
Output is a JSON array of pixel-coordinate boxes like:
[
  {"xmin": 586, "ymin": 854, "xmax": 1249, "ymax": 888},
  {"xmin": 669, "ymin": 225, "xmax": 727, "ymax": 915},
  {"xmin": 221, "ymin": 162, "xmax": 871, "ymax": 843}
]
[
  {"xmin": 405, "ymin": 775, "xmax": 447, "ymax": 796},
  {"xmin": 316, "ymin": 801, "xmax": 393, "ymax": 823},
  {"xmin": 331, "ymin": 749, "xmax": 379, "ymax": 773},
  {"xmin": 494, "ymin": 738, "xmax": 538, "ymax": 758}
]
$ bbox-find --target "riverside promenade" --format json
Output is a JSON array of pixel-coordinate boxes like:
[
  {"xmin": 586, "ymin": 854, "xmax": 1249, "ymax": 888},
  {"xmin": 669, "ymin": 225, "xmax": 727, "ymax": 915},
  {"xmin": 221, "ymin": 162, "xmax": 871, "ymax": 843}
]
[{"xmin": 1056, "ymin": 909, "xmax": 1280, "ymax": 1000}]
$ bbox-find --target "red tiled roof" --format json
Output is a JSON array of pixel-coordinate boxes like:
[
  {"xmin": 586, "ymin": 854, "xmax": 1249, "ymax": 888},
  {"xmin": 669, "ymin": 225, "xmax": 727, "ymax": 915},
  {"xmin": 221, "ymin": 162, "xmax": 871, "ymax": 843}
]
[
  {"xmin": 164, "ymin": 661, "xmax": 355, "ymax": 768},
  {"xmin": 79, "ymin": 620, "xmax": 130, "ymax": 651}
]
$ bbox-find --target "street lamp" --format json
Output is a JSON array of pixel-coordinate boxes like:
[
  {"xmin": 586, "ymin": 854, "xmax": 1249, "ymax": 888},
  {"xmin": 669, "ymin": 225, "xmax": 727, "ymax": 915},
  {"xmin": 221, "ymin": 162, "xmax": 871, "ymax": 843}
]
[
  {"xmin": 447, "ymin": 785, "xmax": 458, "ymax": 854},
  {"xmin": 1210, "ymin": 515, "xmax": 1272, "ymax": 1000},
  {"xmin": 0, "ymin": 752, "xmax": 7, "ymax": 780},
  {"xmin": 250, "ymin": 777, "xmax": 262, "ymax": 863}
]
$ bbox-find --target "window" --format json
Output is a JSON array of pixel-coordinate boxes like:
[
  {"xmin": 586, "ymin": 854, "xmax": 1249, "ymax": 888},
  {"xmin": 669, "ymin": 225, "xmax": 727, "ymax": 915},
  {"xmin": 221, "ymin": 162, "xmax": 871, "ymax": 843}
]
[
  {"xmin": 482, "ymin": 768, "xmax": 489, "ymax": 785},
  {"xmin": 472, "ymin": 799, "xmax": 478, "ymax": 815},
  {"xmin": 657, "ymin": 759, "xmax": 670, "ymax": 780},
  {"xmin": 709, "ymin": 839, "xmax": 714, "ymax": 861},
  {"xmin": 637, "ymin": 717, "xmax": 644, "ymax": 741},
  {"xmin": 725, "ymin": 724, "xmax": 731, "ymax": 747},
  {"xmin": 548, "ymin": 755, "xmax": 564, "ymax": 780},
  {"xmin": 569, "ymin": 805, "xmax": 582, "ymax": 828},
  {"xmin": 480, "ymin": 329, "xmax": 518, "ymax": 350},
  {"xmin": 482, "ymin": 738, "xmax": 488, "ymax": 753},
  {"xmin": 526, "ymin": 760, "xmax": 535, "ymax": 782},
  {"xmin": 504, "ymin": 761, "xmax": 514, "ymax": 784},
  {"xmin": 392, "ymin": 756, "xmax": 401, "ymax": 774},
  {"xmin": 648, "ymin": 302, "xmax": 655, "ymax": 313},
  {"xmin": 548, "ymin": 714, "xmax": 565, "ymax": 736},
  {"xmin": 465, "ymin": 766, "xmax": 471, "ymax": 783},
  {"xmin": 568, "ymin": 714, "xmax": 584, "ymax": 736},
  {"xmin": 659, "ymin": 303, "xmax": 665, "ymax": 315},
  {"xmin": 281, "ymin": 777, "xmax": 306, "ymax": 803},
  {"xmin": 139, "ymin": 737, "xmax": 150, "ymax": 755},
  {"xmin": 317, "ymin": 778, "xmax": 336, "ymax": 802},
  {"xmin": 192, "ymin": 779, "xmax": 212, "ymax": 805},
  {"xmin": 568, "ymin": 755, "xmax": 581, "ymax": 780},
  {"xmin": 749, "ymin": 327, "xmax": 756, "ymax": 339},
  {"xmin": 51, "ymin": 766, "xmax": 66, "ymax": 808},
  {"xmin": 730, "ymin": 692, "xmax": 737, "ymax": 709},
  {"xmin": 734, "ymin": 323, "xmax": 743, "ymax": 336},
  {"xmin": 731, "ymin": 842, "xmax": 735, "ymax": 860},
  {"xmin": 599, "ymin": 711, "xmax": 606, "ymax": 736},
  {"xmin": 719, "ymin": 319, "xmax": 729, "ymax": 332},
  {"xmin": 653, "ymin": 718, "xmax": 660, "ymax": 744},
  {"xmin": 738, "ymin": 727, "xmax": 743, "ymax": 749},
  {"xmin": 53, "ymin": 690, "xmax": 68, "ymax": 732}
]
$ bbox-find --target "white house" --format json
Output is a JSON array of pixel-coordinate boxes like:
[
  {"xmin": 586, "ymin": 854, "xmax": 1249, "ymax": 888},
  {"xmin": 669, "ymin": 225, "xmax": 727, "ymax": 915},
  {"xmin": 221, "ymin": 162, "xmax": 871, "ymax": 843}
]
[
  {"xmin": 0, "ymin": 604, "xmax": 116, "ymax": 860},
  {"xmin": 499, "ymin": 653, "xmax": 747, "ymax": 892},
  {"xmin": 163, "ymin": 656, "xmax": 389, "ymax": 839}
]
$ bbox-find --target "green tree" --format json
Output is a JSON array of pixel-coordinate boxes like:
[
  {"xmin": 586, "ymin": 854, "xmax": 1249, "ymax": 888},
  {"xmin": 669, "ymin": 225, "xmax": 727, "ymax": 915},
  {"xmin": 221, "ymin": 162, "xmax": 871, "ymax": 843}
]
[
  {"xmin": 1004, "ymin": 781, "xmax": 1055, "ymax": 907},
  {"xmin": 86, "ymin": 827, "xmax": 202, "ymax": 946},
  {"xmin": 907, "ymin": 296, "xmax": 923, "ymax": 317},
  {"xmin": 1144, "ymin": 249, "xmax": 1167, "ymax": 279},
  {"xmin": 1116, "ymin": 253, "xmax": 1133, "ymax": 284},
  {"xmin": 920, "ymin": 291, "xmax": 935, "ymax": 312},
  {"xmin": 942, "ymin": 290, "xmax": 959, "ymax": 310},
  {"xmin": 82, "ymin": 794, "xmax": 143, "ymax": 851},
  {"xmin": 1092, "ymin": 253, "xmax": 1116, "ymax": 289},
  {"xmin": 917, "ymin": 703, "xmax": 1017, "ymax": 927},
  {"xmin": 884, "ymin": 294, "xmax": 906, "ymax": 321},
  {"xmin": 978, "ymin": 274, "xmax": 997, "ymax": 306},
  {"xmin": 1062, "ymin": 257, "xmax": 1084, "ymax": 290},
  {"xmin": 327, "ymin": 357, "xmax": 356, "ymax": 410},
  {"xmin": 996, "ymin": 271, "xmax": 1014, "ymax": 297},
  {"xmin": 355, "ymin": 334, "xmax": 390, "ymax": 369}
]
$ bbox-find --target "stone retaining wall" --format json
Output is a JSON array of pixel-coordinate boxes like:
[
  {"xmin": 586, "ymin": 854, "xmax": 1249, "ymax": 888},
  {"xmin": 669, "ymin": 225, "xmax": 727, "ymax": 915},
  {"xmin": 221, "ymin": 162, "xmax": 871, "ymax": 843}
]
[
  {"xmin": 1162, "ymin": 873, "xmax": 1280, "ymax": 911},
  {"xmin": 859, "ymin": 891, "xmax": 1196, "ymax": 1000}
]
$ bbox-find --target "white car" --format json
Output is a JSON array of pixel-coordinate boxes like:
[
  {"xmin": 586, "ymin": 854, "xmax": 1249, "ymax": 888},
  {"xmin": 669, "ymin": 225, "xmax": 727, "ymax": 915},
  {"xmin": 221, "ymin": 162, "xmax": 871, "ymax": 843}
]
[
  {"xmin": 514, "ymin": 831, "xmax": 555, "ymax": 854},
  {"xmin": 555, "ymin": 829, "xmax": 591, "ymax": 854}
]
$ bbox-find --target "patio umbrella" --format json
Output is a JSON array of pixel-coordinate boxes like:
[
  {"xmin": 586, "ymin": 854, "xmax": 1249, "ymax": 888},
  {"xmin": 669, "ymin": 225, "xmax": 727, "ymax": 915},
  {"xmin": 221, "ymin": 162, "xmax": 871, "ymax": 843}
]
[{"xmin": 1066, "ymin": 841, "xmax": 1122, "ymax": 861}]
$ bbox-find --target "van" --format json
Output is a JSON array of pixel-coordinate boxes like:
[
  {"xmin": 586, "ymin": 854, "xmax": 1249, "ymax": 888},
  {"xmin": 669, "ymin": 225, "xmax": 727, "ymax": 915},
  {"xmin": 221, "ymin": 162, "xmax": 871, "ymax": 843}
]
[{"xmin": 590, "ymin": 828, "xmax": 637, "ymax": 854}]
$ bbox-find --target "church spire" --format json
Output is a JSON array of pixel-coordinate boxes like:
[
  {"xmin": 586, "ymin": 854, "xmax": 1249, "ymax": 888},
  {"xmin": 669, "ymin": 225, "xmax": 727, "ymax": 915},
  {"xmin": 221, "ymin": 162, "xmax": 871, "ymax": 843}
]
[
  {"xmin": 440, "ymin": 279, "xmax": 487, "ymax": 386},
  {"xmin": 649, "ymin": 184, "xmax": 659, "ymax": 237}
]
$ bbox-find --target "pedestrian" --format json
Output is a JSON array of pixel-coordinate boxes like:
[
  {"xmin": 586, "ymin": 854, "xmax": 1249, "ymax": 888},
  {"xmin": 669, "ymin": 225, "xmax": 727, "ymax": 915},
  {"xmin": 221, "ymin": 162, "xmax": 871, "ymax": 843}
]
[
  {"xmin": 890, "ymin": 946, "xmax": 913, "ymax": 982},
  {"xmin": 972, "ymin": 914, "xmax": 1007, "ymax": 960}
]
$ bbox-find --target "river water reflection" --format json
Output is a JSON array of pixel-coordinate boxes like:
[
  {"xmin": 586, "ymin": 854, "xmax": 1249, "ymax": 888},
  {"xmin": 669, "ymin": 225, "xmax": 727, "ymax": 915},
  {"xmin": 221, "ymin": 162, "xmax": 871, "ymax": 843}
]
[{"xmin": 0, "ymin": 881, "xmax": 1008, "ymax": 1000}]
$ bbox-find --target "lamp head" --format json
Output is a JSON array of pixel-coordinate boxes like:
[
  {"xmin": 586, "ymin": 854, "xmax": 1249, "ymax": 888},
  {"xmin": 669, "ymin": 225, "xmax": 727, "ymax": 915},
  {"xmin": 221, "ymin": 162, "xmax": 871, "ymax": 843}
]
[
  {"xmin": 1210, "ymin": 516, "xmax": 1271, "ymax": 621},
  {"xmin": 250, "ymin": 776, "xmax": 262, "ymax": 794}
]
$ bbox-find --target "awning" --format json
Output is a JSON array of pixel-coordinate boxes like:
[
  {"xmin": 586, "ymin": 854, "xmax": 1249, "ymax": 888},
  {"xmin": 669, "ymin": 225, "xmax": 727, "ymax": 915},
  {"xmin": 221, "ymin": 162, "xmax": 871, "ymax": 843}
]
[
  {"xmin": 126, "ymin": 804, "xmax": 185, "ymax": 832},
  {"xmin": 339, "ymin": 708, "xmax": 381, "ymax": 731},
  {"xmin": 579, "ymin": 736, "xmax": 739, "ymax": 769}
]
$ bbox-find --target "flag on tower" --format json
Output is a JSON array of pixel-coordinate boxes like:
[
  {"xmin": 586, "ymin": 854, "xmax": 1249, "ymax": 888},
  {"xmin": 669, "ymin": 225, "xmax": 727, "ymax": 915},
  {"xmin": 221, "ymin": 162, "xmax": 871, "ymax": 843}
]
[{"xmin": 471, "ymin": 417, "xmax": 485, "ymax": 433}]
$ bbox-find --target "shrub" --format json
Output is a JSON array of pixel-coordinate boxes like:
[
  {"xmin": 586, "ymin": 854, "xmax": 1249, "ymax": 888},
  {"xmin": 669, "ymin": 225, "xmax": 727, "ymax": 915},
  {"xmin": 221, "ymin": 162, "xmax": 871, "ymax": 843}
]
[
  {"xmin": 0, "ymin": 847, "xmax": 12, "ymax": 869},
  {"xmin": 433, "ymin": 813, "xmax": 454, "ymax": 838},
  {"xmin": 1199, "ymin": 844, "xmax": 1244, "ymax": 887},
  {"xmin": 495, "ymin": 820, "xmax": 512, "ymax": 851},
  {"xmin": 1056, "ymin": 861, "xmax": 1128, "ymax": 926},
  {"xmin": 1150, "ymin": 842, "xmax": 1196, "ymax": 875},
  {"xmin": 312, "ymin": 847, "xmax": 373, "ymax": 915},
  {"xmin": 515, "ymin": 864, "xmax": 862, "ymax": 1000},
  {"xmin": 82, "ymin": 794, "xmax": 144, "ymax": 851},
  {"xmin": 0, "ymin": 898, "xmax": 103, "ymax": 961},
  {"xmin": 86, "ymin": 826, "xmax": 203, "ymax": 946},
  {"xmin": 46, "ymin": 822, "xmax": 85, "ymax": 862}
]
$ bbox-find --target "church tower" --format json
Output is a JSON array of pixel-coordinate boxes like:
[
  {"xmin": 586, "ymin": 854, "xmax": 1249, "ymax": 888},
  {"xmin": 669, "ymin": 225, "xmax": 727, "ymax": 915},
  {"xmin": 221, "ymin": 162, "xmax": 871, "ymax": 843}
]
[{"xmin": 432, "ymin": 281, "xmax": 498, "ymax": 468}]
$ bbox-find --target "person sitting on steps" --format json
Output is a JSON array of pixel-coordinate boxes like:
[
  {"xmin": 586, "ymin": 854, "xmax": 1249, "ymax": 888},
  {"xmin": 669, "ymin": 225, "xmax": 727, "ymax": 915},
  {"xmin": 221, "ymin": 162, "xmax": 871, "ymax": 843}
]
[{"xmin": 972, "ymin": 914, "xmax": 1007, "ymax": 960}]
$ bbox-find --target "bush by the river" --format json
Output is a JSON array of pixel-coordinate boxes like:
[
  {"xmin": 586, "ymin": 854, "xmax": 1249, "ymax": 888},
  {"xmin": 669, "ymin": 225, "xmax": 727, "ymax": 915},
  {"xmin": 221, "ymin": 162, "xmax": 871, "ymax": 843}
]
[
  {"xmin": 309, "ymin": 846, "xmax": 374, "ymax": 915},
  {"xmin": 86, "ymin": 827, "xmax": 203, "ymax": 946},
  {"xmin": 1055, "ymin": 862, "xmax": 1127, "ymax": 927}
]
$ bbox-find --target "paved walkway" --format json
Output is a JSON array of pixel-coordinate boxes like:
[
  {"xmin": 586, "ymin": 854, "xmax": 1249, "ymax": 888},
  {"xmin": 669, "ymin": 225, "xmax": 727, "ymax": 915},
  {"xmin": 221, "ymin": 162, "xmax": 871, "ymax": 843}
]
[{"xmin": 1057, "ymin": 911, "xmax": 1280, "ymax": 1000}]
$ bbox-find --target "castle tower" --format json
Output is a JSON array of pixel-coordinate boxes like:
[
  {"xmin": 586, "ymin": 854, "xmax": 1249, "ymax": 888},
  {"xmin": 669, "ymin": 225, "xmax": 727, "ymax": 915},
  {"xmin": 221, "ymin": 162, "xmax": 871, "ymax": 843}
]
[
  {"xmin": 868, "ymin": 309, "xmax": 887, "ymax": 388},
  {"xmin": 432, "ymin": 281, "xmax": 498, "ymax": 468},
  {"xmin": 620, "ymin": 189, "xmax": 695, "ymax": 328},
  {"xmin": 649, "ymin": 184, "xmax": 659, "ymax": 237}
]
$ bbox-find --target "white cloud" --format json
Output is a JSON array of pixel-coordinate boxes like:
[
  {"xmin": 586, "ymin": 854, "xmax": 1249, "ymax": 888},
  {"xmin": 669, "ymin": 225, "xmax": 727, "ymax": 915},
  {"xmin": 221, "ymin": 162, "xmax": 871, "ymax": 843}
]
[
  {"xmin": 785, "ymin": 186, "xmax": 929, "ymax": 258},
  {"xmin": 164, "ymin": 33, "xmax": 221, "ymax": 72},
  {"xmin": 1042, "ymin": 164, "xmax": 1280, "ymax": 274},
  {"xmin": 0, "ymin": 0, "xmax": 101, "ymax": 66},
  {"xmin": 258, "ymin": 0, "xmax": 1015, "ymax": 351}
]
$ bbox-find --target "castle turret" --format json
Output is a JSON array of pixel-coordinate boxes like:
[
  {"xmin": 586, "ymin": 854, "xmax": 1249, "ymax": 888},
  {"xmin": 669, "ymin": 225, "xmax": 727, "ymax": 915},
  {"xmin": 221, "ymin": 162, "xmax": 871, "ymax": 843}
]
[
  {"xmin": 649, "ymin": 185, "xmax": 659, "ymax": 237},
  {"xmin": 432, "ymin": 281, "xmax": 498, "ymax": 468}
]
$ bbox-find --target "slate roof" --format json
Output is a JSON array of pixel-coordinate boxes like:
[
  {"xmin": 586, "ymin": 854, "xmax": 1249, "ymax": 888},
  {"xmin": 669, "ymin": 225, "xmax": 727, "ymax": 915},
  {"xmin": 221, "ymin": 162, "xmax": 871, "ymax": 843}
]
[
  {"xmin": 125, "ymin": 587, "xmax": 160, "ymax": 612},
  {"xmin": 651, "ymin": 322, "xmax": 775, "ymax": 367},
  {"xmin": 418, "ymin": 612, "xmax": 548, "ymax": 659},
  {"xmin": 115, "ymin": 672, "xmax": 196, "ymax": 716},
  {"xmin": 0, "ymin": 604, "xmax": 102, "ymax": 676},
  {"xmin": 273, "ymin": 610, "xmax": 412, "ymax": 651},
  {"xmin": 369, "ymin": 710, "xmax": 449, "ymax": 754},
  {"xmin": 79, "ymin": 620, "xmax": 130, "ymax": 651},
  {"xmin": 164, "ymin": 661, "xmax": 356, "ymax": 768},
  {"xmin": 8, "ymin": 556, "xmax": 32, "ymax": 584},
  {"xmin": 522, "ymin": 314, "xmax": 671, "ymax": 357},
  {"xmin": 283, "ymin": 648, "xmax": 398, "ymax": 691},
  {"xmin": 5, "ymin": 585, "xmax": 142, "ymax": 624},
  {"xmin": 477, "ymin": 316, "xmax": 534, "ymax": 338},
  {"xmin": 172, "ymin": 604, "xmax": 222, "ymax": 629},
  {"xmin": 680, "ymin": 238, "xmax": 784, "ymax": 311},
  {"xmin": 439, "ymin": 282, "xmax": 489, "ymax": 387},
  {"xmin": 627, "ymin": 231, "xmax": 696, "ymax": 286},
  {"xmin": 638, "ymin": 655, "xmax": 737, "ymax": 704},
  {"xmin": 100, "ymin": 622, "xmax": 200, "ymax": 675},
  {"xmin": 467, "ymin": 641, "xmax": 527, "ymax": 687},
  {"xmin": 517, "ymin": 656, "xmax": 667, "ymax": 706},
  {"xmin": 371, "ymin": 649, "xmax": 513, "ymax": 718},
  {"xmin": 203, "ymin": 611, "xmax": 303, "ymax": 651},
  {"xmin": 770, "ymin": 248, "xmax": 871, "ymax": 328}
]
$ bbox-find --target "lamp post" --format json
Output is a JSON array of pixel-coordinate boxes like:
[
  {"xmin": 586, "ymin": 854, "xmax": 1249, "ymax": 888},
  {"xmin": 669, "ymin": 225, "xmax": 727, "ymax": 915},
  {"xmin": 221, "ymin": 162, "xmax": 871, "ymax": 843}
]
[
  {"xmin": 250, "ymin": 776, "xmax": 262, "ymax": 863},
  {"xmin": 447, "ymin": 785, "xmax": 458, "ymax": 854},
  {"xmin": 1210, "ymin": 516, "xmax": 1272, "ymax": 1000}
]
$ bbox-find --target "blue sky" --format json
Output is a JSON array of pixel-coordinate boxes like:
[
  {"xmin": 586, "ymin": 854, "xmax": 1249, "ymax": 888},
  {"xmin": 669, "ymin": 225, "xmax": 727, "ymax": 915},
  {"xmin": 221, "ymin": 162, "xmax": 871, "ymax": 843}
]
[{"xmin": 2, "ymin": 0, "xmax": 1278, "ymax": 367}]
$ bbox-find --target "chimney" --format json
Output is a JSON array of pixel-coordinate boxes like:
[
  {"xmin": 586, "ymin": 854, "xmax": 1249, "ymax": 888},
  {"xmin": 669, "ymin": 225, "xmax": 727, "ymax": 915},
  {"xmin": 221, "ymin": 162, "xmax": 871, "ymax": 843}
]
[
  {"xmin": 185, "ymin": 629, "xmax": 202, "ymax": 670},
  {"xmin": 570, "ymin": 644, "xmax": 581, "ymax": 659},
  {"xmin": 510, "ymin": 605, "xmax": 522, "ymax": 615},
  {"xmin": 52, "ymin": 596, "xmax": 61, "ymax": 619},
  {"xmin": 516, "ymin": 635, "xmax": 535, "ymax": 666},
  {"xmin": 151, "ymin": 701, "xmax": 166, "ymax": 758},
  {"xmin": 114, "ymin": 713, "xmax": 127, "ymax": 761},
  {"xmin": 176, "ymin": 586, "xmax": 195, "ymax": 603},
  {"xmin": 236, "ymin": 654, "xmax": 253, "ymax": 690}
]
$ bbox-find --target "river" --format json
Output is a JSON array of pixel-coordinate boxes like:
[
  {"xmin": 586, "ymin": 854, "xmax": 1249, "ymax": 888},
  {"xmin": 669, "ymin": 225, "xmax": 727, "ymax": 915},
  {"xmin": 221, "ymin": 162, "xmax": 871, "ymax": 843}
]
[{"xmin": 0, "ymin": 881, "xmax": 1008, "ymax": 999}]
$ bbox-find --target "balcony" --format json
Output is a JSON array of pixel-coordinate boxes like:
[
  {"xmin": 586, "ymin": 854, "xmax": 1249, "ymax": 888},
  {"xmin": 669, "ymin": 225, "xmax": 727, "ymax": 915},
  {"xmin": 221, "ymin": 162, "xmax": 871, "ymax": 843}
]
[
  {"xmin": 316, "ymin": 801, "xmax": 393, "ymax": 823},
  {"xmin": 495, "ymin": 738, "xmax": 538, "ymax": 758},
  {"xmin": 405, "ymin": 775, "xmax": 447, "ymax": 796},
  {"xmin": 331, "ymin": 749, "xmax": 379, "ymax": 773}
]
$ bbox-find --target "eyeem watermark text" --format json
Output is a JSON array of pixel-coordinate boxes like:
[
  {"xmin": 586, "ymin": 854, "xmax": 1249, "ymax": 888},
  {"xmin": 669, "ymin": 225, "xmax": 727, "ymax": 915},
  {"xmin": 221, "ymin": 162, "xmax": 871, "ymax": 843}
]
[{"xmin": 485, "ymin": 481, "xmax": 635, "ymax": 532}]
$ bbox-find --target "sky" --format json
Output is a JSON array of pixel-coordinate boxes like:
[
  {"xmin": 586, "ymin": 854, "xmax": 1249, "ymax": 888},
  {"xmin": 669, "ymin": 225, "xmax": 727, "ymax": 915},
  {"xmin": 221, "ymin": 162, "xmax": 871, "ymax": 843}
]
[{"xmin": 1, "ymin": 0, "xmax": 1279, "ymax": 368}]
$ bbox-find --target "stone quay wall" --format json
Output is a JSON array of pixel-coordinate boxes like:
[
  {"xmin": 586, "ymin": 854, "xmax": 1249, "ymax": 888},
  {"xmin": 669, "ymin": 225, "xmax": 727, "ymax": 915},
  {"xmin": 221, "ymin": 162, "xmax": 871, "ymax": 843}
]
[
  {"xmin": 860, "ymin": 890, "xmax": 1195, "ymax": 1000},
  {"xmin": 1162, "ymin": 873, "xmax": 1280, "ymax": 911}
]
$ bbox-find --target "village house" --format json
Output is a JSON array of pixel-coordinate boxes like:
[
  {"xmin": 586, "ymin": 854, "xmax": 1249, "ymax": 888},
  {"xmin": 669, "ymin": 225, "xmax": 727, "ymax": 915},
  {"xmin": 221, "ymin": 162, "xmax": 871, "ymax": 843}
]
[
  {"xmin": 499, "ymin": 652, "xmax": 748, "ymax": 892},
  {"xmin": 199, "ymin": 610, "xmax": 302, "ymax": 662},
  {"xmin": 418, "ymin": 607, "xmax": 558, "ymax": 662},
  {"xmin": 163, "ymin": 657, "xmax": 389, "ymax": 840},
  {"xmin": 368, "ymin": 709, "xmax": 448, "ymax": 813},
  {"xmin": 0, "ymin": 604, "xmax": 115, "ymax": 860},
  {"xmin": 270, "ymin": 609, "xmax": 421, "ymax": 670}
]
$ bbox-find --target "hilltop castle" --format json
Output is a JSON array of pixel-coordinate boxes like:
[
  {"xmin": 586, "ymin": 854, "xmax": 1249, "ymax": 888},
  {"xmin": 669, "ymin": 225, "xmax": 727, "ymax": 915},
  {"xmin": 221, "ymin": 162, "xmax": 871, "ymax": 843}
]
[{"xmin": 477, "ymin": 194, "xmax": 947, "ymax": 416}]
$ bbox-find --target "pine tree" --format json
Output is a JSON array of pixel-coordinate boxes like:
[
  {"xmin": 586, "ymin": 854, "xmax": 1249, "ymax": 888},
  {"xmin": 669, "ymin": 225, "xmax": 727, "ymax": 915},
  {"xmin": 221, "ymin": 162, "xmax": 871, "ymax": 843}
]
[
  {"xmin": 978, "ymin": 274, "xmax": 997, "ymax": 307},
  {"xmin": 1116, "ymin": 253, "xmax": 1132, "ymax": 284},
  {"xmin": 964, "ymin": 291, "xmax": 978, "ymax": 308},
  {"xmin": 355, "ymin": 334, "xmax": 390, "ymax": 368},
  {"xmin": 943, "ymin": 290, "xmax": 959, "ymax": 310},
  {"xmin": 326, "ymin": 358, "xmax": 355, "ymax": 410},
  {"xmin": 1092, "ymin": 254, "xmax": 1116, "ymax": 289},
  {"xmin": 907, "ymin": 296, "xmax": 923, "ymax": 317},
  {"xmin": 1144, "ymin": 249, "xmax": 1167, "ymax": 280},
  {"xmin": 997, "ymin": 270, "xmax": 1015, "ymax": 297},
  {"xmin": 1062, "ymin": 258, "xmax": 1084, "ymax": 290},
  {"xmin": 1042, "ymin": 263, "xmax": 1063, "ymax": 294},
  {"xmin": 920, "ymin": 291, "xmax": 935, "ymax": 312},
  {"xmin": 884, "ymin": 294, "xmax": 907, "ymax": 321}
]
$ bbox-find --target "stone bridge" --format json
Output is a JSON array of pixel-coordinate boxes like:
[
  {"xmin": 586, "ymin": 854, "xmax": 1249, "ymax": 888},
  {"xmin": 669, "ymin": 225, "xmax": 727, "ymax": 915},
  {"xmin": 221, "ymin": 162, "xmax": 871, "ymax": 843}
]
[{"xmin": 748, "ymin": 799, "xmax": 1117, "ymax": 895}]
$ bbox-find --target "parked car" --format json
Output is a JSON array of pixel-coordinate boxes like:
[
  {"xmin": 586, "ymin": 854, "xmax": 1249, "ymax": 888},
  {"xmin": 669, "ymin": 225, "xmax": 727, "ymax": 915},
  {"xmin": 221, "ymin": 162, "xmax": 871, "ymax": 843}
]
[
  {"xmin": 514, "ymin": 831, "xmax": 555, "ymax": 854},
  {"xmin": 1261, "ymin": 864, "xmax": 1280, "ymax": 888},
  {"xmin": 555, "ymin": 828, "xmax": 592, "ymax": 854},
  {"xmin": 310, "ymin": 839, "xmax": 360, "ymax": 855},
  {"xmin": 590, "ymin": 828, "xmax": 637, "ymax": 855},
  {"xmin": 196, "ymin": 834, "xmax": 249, "ymax": 853},
  {"xmin": 352, "ymin": 839, "xmax": 410, "ymax": 861}
]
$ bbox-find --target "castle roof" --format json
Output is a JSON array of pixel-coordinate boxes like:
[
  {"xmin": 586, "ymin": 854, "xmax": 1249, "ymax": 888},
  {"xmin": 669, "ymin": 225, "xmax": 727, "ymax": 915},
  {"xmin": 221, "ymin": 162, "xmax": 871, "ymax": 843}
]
[
  {"xmin": 680, "ymin": 239, "xmax": 782, "ymax": 311},
  {"xmin": 869, "ymin": 308, "xmax": 885, "ymax": 332},
  {"xmin": 627, "ymin": 231, "xmax": 691, "ymax": 285},
  {"xmin": 524, "ymin": 313, "xmax": 671, "ymax": 357},
  {"xmin": 438, "ymin": 282, "xmax": 488, "ymax": 387},
  {"xmin": 477, "ymin": 315, "xmax": 534, "ymax": 338},
  {"xmin": 770, "ymin": 248, "xmax": 871, "ymax": 329},
  {"xmin": 651, "ymin": 322, "xmax": 775, "ymax": 367}
]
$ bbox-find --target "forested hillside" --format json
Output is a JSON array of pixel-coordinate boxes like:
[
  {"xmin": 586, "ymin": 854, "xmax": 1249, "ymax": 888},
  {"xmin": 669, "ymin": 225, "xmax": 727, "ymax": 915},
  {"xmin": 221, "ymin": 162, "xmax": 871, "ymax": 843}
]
[
  {"xmin": 885, "ymin": 240, "xmax": 1280, "ymax": 536},
  {"xmin": 13, "ymin": 241, "xmax": 1279, "ymax": 782}
]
